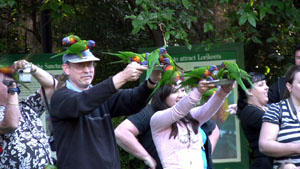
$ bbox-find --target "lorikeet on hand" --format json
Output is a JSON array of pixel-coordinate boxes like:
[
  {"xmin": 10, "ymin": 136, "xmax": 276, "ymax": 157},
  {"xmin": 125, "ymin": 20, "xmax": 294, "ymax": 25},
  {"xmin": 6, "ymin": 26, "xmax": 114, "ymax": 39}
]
[
  {"xmin": 0, "ymin": 65, "xmax": 30, "ymax": 90},
  {"xmin": 217, "ymin": 61, "xmax": 253, "ymax": 95},
  {"xmin": 201, "ymin": 88, "xmax": 217, "ymax": 102},
  {"xmin": 147, "ymin": 64, "xmax": 183, "ymax": 101},
  {"xmin": 145, "ymin": 46, "xmax": 167, "ymax": 80},
  {"xmin": 180, "ymin": 65, "xmax": 217, "ymax": 88},
  {"xmin": 104, "ymin": 51, "xmax": 147, "ymax": 65}
]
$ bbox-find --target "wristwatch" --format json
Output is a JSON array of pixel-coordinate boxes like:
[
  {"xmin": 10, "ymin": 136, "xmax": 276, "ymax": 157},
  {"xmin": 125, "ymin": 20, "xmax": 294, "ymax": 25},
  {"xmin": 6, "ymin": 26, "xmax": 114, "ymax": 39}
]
[{"xmin": 7, "ymin": 87, "xmax": 21, "ymax": 95}]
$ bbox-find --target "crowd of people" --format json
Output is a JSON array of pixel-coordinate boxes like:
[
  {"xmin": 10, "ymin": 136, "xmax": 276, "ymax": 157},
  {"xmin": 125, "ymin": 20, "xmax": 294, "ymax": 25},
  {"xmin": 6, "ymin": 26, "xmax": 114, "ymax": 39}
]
[{"xmin": 0, "ymin": 38, "xmax": 299, "ymax": 169}]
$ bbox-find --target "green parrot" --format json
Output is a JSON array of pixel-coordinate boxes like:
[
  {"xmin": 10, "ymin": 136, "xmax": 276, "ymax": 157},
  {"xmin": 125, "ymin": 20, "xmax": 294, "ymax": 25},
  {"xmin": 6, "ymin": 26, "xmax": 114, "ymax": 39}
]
[
  {"xmin": 162, "ymin": 53, "xmax": 183, "ymax": 70},
  {"xmin": 219, "ymin": 61, "xmax": 253, "ymax": 95},
  {"xmin": 51, "ymin": 40, "xmax": 94, "ymax": 59},
  {"xmin": 201, "ymin": 88, "xmax": 217, "ymax": 102},
  {"xmin": 145, "ymin": 47, "xmax": 165, "ymax": 80},
  {"xmin": 183, "ymin": 66, "xmax": 211, "ymax": 79},
  {"xmin": 146, "ymin": 46, "xmax": 182, "ymax": 74},
  {"xmin": 103, "ymin": 51, "xmax": 147, "ymax": 65},
  {"xmin": 62, "ymin": 35, "xmax": 81, "ymax": 45},
  {"xmin": 179, "ymin": 66, "xmax": 213, "ymax": 88},
  {"xmin": 0, "ymin": 65, "xmax": 30, "ymax": 90},
  {"xmin": 147, "ymin": 65, "xmax": 180, "ymax": 101},
  {"xmin": 216, "ymin": 68, "xmax": 228, "ymax": 80}
]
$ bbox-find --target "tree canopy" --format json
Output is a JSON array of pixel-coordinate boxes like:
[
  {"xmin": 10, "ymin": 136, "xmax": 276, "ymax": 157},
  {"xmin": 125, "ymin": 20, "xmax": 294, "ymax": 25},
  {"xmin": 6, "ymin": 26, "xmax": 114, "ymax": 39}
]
[{"xmin": 1, "ymin": 0, "xmax": 299, "ymax": 81}]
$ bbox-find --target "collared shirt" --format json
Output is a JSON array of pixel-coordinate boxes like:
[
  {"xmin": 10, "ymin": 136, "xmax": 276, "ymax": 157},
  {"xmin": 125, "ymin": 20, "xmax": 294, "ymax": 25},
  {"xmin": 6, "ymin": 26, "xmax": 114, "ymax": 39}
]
[
  {"xmin": 0, "ymin": 92, "xmax": 52, "ymax": 169},
  {"xmin": 66, "ymin": 80, "xmax": 93, "ymax": 92}
]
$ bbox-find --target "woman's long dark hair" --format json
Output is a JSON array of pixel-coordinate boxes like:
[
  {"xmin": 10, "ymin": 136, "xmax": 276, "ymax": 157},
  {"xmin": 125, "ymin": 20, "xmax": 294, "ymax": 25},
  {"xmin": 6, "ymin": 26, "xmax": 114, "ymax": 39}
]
[
  {"xmin": 236, "ymin": 72, "xmax": 266, "ymax": 118},
  {"xmin": 151, "ymin": 84, "xmax": 199, "ymax": 139}
]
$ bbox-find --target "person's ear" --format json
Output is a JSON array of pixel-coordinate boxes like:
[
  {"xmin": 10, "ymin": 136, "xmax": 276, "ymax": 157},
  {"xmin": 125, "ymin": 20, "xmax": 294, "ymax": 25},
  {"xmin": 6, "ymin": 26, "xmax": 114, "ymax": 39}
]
[
  {"xmin": 62, "ymin": 64, "xmax": 70, "ymax": 76},
  {"xmin": 286, "ymin": 82, "xmax": 292, "ymax": 93},
  {"xmin": 247, "ymin": 88, "xmax": 254, "ymax": 97}
]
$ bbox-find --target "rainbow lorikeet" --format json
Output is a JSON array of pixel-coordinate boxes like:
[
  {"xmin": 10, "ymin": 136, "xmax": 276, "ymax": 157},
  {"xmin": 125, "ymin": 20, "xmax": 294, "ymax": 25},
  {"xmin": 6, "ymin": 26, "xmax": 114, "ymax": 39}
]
[
  {"xmin": 201, "ymin": 88, "xmax": 217, "ymax": 102},
  {"xmin": 62, "ymin": 35, "xmax": 81, "ymax": 45},
  {"xmin": 0, "ymin": 65, "xmax": 30, "ymax": 90},
  {"xmin": 103, "ymin": 51, "xmax": 147, "ymax": 65},
  {"xmin": 145, "ymin": 47, "xmax": 167, "ymax": 80},
  {"xmin": 159, "ymin": 51, "xmax": 183, "ymax": 70},
  {"xmin": 217, "ymin": 61, "xmax": 253, "ymax": 95},
  {"xmin": 51, "ymin": 40, "xmax": 95, "ymax": 59},
  {"xmin": 179, "ymin": 65, "xmax": 216, "ymax": 88},
  {"xmin": 0, "ymin": 65, "xmax": 15, "ymax": 75},
  {"xmin": 147, "ymin": 65, "xmax": 183, "ymax": 101}
]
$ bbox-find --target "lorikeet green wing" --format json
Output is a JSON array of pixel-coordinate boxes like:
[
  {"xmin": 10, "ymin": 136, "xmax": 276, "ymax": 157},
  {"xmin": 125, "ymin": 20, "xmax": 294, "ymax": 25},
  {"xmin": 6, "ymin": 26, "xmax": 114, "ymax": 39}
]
[
  {"xmin": 183, "ymin": 66, "xmax": 210, "ymax": 79},
  {"xmin": 201, "ymin": 88, "xmax": 217, "ymax": 102},
  {"xmin": 103, "ymin": 52, "xmax": 131, "ymax": 63},
  {"xmin": 145, "ymin": 48, "xmax": 161, "ymax": 80},
  {"xmin": 179, "ymin": 66, "xmax": 211, "ymax": 88},
  {"xmin": 179, "ymin": 77, "xmax": 199, "ymax": 89},
  {"xmin": 118, "ymin": 51, "xmax": 146, "ymax": 65},
  {"xmin": 164, "ymin": 53, "xmax": 183, "ymax": 70},
  {"xmin": 223, "ymin": 61, "xmax": 251, "ymax": 95},
  {"xmin": 147, "ymin": 65, "xmax": 176, "ymax": 101},
  {"xmin": 50, "ymin": 40, "xmax": 88, "ymax": 59},
  {"xmin": 104, "ymin": 51, "xmax": 146, "ymax": 65},
  {"xmin": 216, "ymin": 68, "xmax": 227, "ymax": 80}
]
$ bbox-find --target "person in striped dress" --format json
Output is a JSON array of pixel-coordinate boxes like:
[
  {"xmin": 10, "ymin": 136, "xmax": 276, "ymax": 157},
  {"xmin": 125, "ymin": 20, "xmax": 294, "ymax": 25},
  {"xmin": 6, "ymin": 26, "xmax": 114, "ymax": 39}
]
[{"xmin": 259, "ymin": 65, "xmax": 300, "ymax": 169}]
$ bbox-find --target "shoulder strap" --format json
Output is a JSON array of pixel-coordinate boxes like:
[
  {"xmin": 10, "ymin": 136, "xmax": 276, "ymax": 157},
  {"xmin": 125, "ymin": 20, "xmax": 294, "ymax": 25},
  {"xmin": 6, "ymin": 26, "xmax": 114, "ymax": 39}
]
[
  {"xmin": 41, "ymin": 87, "xmax": 50, "ymax": 112},
  {"xmin": 279, "ymin": 101, "xmax": 283, "ymax": 124},
  {"xmin": 41, "ymin": 75, "xmax": 56, "ymax": 112},
  {"xmin": 288, "ymin": 97, "xmax": 297, "ymax": 116},
  {"xmin": 277, "ymin": 77, "xmax": 281, "ymax": 96}
]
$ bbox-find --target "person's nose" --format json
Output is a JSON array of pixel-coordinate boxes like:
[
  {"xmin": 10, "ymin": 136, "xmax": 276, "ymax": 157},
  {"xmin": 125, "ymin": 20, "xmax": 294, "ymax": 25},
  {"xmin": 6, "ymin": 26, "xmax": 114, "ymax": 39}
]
[
  {"xmin": 265, "ymin": 84, "xmax": 269, "ymax": 91},
  {"xmin": 82, "ymin": 65, "xmax": 91, "ymax": 72}
]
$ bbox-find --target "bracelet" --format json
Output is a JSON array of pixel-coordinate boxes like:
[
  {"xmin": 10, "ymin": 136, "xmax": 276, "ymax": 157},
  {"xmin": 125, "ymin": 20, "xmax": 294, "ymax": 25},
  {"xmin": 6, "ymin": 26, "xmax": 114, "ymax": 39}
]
[
  {"xmin": 7, "ymin": 102, "xmax": 19, "ymax": 106},
  {"xmin": 7, "ymin": 87, "xmax": 21, "ymax": 95},
  {"xmin": 148, "ymin": 78, "xmax": 157, "ymax": 85}
]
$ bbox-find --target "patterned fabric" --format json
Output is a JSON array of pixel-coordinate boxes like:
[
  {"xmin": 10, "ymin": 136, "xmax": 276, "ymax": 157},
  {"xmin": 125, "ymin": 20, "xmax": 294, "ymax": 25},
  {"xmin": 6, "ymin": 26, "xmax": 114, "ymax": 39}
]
[
  {"xmin": 151, "ymin": 88, "xmax": 227, "ymax": 169},
  {"xmin": 0, "ymin": 92, "xmax": 52, "ymax": 169},
  {"xmin": 262, "ymin": 99, "xmax": 300, "ymax": 168}
]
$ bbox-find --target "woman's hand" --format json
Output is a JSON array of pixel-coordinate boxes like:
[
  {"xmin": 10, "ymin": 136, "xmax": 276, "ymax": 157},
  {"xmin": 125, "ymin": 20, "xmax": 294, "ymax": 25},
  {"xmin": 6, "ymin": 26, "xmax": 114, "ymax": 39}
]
[
  {"xmin": 144, "ymin": 156, "xmax": 157, "ymax": 169},
  {"xmin": 197, "ymin": 80, "xmax": 216, "ymax": 94},
  {"xmin": 221, "ymin": 81, "xmax": 235, "ymax": 94}
]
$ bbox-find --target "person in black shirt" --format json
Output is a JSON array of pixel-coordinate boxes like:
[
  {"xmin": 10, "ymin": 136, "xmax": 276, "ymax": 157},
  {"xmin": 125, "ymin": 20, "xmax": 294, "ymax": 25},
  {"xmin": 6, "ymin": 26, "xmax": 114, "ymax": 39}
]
[
  {"xmin": 268, "ymin": 43, "xmax": 300, "ymax": 104},
  {"xmin": 50, "ymin": 41, "xmax": 161, "ymax": 169},
  {"xmin": 237, "ymin": 72, "xmax": 273, "ymax": 169}
]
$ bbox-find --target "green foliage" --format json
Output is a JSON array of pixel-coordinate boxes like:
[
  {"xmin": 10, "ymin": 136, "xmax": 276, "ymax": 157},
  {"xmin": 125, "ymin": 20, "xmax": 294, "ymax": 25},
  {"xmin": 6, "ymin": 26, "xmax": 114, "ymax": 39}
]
[
  {"xmin": 127, "ymin": 0, "xmax": 299, "ymax": 81},
  {"xmin": 41, "ymin": 0, "xmax": 74, "ymax": 19},
  {"xmin": 0, "ymin": 0, "xmax": 16, "ymax": 8}
]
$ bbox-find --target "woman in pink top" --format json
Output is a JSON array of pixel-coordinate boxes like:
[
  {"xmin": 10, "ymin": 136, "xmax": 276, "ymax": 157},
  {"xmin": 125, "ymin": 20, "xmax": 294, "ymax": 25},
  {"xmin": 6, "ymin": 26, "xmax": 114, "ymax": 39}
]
[{"xmin": 150, "ymin": 80, "xmax": 233, "ymax": 169}]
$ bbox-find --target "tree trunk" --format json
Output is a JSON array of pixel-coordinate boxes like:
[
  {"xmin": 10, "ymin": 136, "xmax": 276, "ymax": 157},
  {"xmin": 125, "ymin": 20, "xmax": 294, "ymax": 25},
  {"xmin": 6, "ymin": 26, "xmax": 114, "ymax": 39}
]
[{"xmin": 127, "ymin": 0, "xmax": 164, "ymax": 47}]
